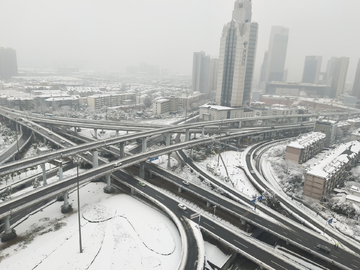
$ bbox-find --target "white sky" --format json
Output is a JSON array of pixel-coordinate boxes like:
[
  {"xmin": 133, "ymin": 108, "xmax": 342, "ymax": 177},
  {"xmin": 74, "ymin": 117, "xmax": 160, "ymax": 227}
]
[{"xmin": 1, "ymin": 0, "xmax": 360, "ymax": 82}]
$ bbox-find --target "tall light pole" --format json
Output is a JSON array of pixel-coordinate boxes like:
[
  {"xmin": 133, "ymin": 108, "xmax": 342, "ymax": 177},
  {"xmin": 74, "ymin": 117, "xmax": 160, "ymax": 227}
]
[{"xmin": 73, "ymin": 156, "xmax": 83, "ymax": 253}]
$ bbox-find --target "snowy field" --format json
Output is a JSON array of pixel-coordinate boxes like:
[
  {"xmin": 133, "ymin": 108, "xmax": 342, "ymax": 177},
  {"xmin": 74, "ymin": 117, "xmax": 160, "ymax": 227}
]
[{"xmin": 0, "ymin": 182, "xmax": 182, "ymax": 270}]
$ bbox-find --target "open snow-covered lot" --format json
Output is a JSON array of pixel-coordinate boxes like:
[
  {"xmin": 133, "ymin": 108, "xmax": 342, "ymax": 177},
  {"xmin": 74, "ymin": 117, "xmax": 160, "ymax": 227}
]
[{"xmin": 0, "ymin": 182, "xmax": 182, "ymax": 270}]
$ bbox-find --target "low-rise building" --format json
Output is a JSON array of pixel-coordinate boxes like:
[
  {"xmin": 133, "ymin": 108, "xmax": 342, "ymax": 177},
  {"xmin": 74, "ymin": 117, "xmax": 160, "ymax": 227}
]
[
  {"xmin": 88, "ymin": 93, "xmax": 136, "ymax": 109},
  {"xmin": 303, "ymin": 141, "xmax": 360, "ymax": 201},
  {"xmin": 285, "ymin": 132, "xmax": 326, "ymax": 164},
  {"xmin": 199, "ymin": 105, "xmax": 254, "ymax": 121},
  {"xmin": 153, "ymin": 98, "xmax": 170, "ymax": 115}
]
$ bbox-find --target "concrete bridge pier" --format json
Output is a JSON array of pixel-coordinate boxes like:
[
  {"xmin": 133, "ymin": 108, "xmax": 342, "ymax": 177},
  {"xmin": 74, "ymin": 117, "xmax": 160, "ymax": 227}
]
[
  {"xmin": 178, "ymin": 187, "xmax": 182, "ymax": 193},
  {"xmin": 116, "ymin": 130, "xmax": 119, "ymax": 136},
  {"xmin": 206, "ymin": 201, "xmax": 212, "ymax": 207},
  {"xmin": 74, "ymin": 127, "xmax": 77, "ymax": 132},
  {"xmin": 237, "ymin": 137, "xmax": 241, "ymax": 147},
  {"xmin": 58, "ymin": 162, "xmax": 63, "ymax": 181},
  {"xmin": 193, "ymin": 132, "xmax": 196, "ymax": 139},
  {"xmin": 185, "ymin": 129, "xmax": 190, "ymax": 142},
  {"xmin": 43, "ymin": 137, "xmax": 47, "ymax": 144},
  {"xmin": 92, "ymin": 149, "xmax": 99, "ymax": 168},
  {"xmin": 202, "ymin": 126, "xmax": 205, "ymax": 138},
  {"xmin": 238, "ymin": 120, "xmax": 242, "ymax": 128},
  {"xmin": 94, "ymin": 128, "xmax": 97, "ymax": 139},
  {"xmin": 166, "ymin": 133, "xmax": 171, "ymax": 146},
  {"xmin": 41, "ymin": 163, "xmax": 47, "ymax": 186},
  {"xmin": 167, "ymin": 153, "xmax": 171, "ymax": 169},
  {"xmin": 131, "ymin": 187, "xmax": 135, "ymax": 195},
  {"xmin": 16, "ymin": 123, "xmax": 19, "ymax": 132},
  {"xmin": 1, "ymin": 216, "xmax": 17, "ymax": 242},
  {"xmin": 61, "ymin": 191, "xmax": 72, "ymax": 213},
  {"xmin": 119, "ymin": 142, "xmax": 125, "ymax": 158},
  {"xmin": 139, "ymin": 163, "xmax": 145, "ymax": 179},
  {"xmin": 19, "ymin": 124, "xmax": 22, "ymax": 133},
  {"xmin": 104, "ymin": 173, "xmax": 114, "ymax": 194},
  {"xmin": 142, "ymin": 137, "xmax": 147, "ymax": 153},
  {"xmin": 240, "ymin": 219, "xmax": 247, "ymax": 226}
]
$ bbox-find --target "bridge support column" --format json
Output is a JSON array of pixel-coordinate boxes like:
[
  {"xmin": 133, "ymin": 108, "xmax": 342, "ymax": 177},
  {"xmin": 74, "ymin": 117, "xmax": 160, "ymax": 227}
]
[
  {"xmin": 185, "ymin": 129, "xmax": 190, "ymax": 142},
  {"xmin": 32, "ymin": 130, "xmax": 35, "ymax": 138},
  {"xmin": 94, "ymin": 128, "xmax": 97, "ymax": 139},
  {"xmin": 116, "ymin": 130, "xmax": 119, "ymax": 136},
  {"xmin": 1, "ymin": 216, "xmax": 17, "ymax": 242},
  {"xmin": 58, "ymin": 162, "xmax": 63, "ymax": 181},
  {"xmin": 202, "ymin": 126, "xmax": 205, "ymax": 138},
  {"xmin": 193, "ymin": 132, "xmax": 196, "ymax": 139},
  {"xmin": 92, "ymin": 149, "xmax": 99, "ymax": 168},
  {"xmin": 139, "ymin": 163, "xmax": 145, "ymax": 179},
  {"xmin": 104, "ymin": 173, "xmax": 114, "ymax": 194},
  {"xmin": 43, "ymin": 137, "xmax": 47, "ymax": 144},
  {"xmin": 16, "ymin": 123, "xmax": 19, "ymax": 132},
  {"xmin": 178, "ymin": 187, "xmax": 182, "ymax": 193},
  {"xmin": 206, "ymin": 201, "xmax": 211, "ymax": 207},
  {"xmin": 240, "ymin": 219, "xmax": 246, "ymax": 226},
  {"xmin": 41, "ymin": 163, "xmax": 47, "ymax": 186},
  {"xmin": 61, "ymin": 191, "xmax": 72, "ymax": 213},
  {"xmin": 166, "ymin": 133, "xmax": 171, "ymax": 146},
  {"xmin": 119, "ymin": 142, "xmax": 125, "ymax": 158},
  {"xmin": 237, "ymin": 137, "xmax": 241, "ymax": 147},
  {"xmin": 19, "ymin": 124, "xmax": 22, "ymax": 133},
  {"xmin": 167, "ymin": 153, "xmax": 171, "ymax": 169},
  {"xmin": 74, "ymin": 127, "xmax": 77, "ymax": 132},
  {"xmin": 238, "ymin": 121, "xmax": 241, "ymax": 128},
  {"xmin": 131, "ymin": 187, "xmax": 135, "ymax": 195},
  {"xmin": 142, "ymin": 137, "xmax": 147, "ymax": 153}
]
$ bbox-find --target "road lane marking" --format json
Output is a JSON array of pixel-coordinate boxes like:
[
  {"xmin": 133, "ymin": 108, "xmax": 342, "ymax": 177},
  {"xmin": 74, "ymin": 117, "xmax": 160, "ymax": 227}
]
[
  {"xmin": 296, "ymin": 238, "xmax": 302, "ymax": 242},
  {"xmin": 351, "ymin": 264, "xmax": 358, "ymax": 269},
  {"xmin": 234, "ymin": 239, "xmax": 248, "ymax": 249},
  {"xmin": 283, "ymin": 232, "xmax": 288, "ymax": 235},
  {"xmin": 271, "ymin": 260, "xmax": 288, "ymax": 270},
  {"xmin": 155, "ymin": 195, "xmax": 164, "ymax": 200},
  {"xmin": 331, "ymin": 255, "xmax": 337, "ymax": 259},
  {"xmin": 203, "ymin": 222, "xmax": 215, "ymax": 230}
]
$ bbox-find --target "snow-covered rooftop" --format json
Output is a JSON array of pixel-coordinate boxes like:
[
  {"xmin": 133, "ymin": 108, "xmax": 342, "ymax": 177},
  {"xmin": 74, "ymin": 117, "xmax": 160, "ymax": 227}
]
[
  {"xmin": 306, "ymin": 141, "xmax": 360, "ymax": 180},
  {"xmin": 287, "ymin": 132, "xmax": 326, "ymax": 149}
]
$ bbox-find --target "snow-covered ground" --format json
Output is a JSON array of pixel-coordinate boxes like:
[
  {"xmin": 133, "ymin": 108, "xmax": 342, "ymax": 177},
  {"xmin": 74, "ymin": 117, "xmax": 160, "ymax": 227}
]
[
  {"xmin": 0, "ymin": 123, "xmax": 17, "ymax": 155},
  {"xmin": 0, "ymin": 181, "xmax": 182, "ymax": 270}
]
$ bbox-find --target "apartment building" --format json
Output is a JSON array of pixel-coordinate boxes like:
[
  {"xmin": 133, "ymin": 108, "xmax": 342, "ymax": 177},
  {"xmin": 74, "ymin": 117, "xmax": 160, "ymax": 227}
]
[
  {"xmin": 88, "ymin": 93, "xmax": 136, "ymax": 109},
  {"xmin": 303, "ymin": 141, "xmax": 360, "ymax": 200},
  {"xmin": 285, "ymin": 132, "xmax": 326, "ymax": 164}
]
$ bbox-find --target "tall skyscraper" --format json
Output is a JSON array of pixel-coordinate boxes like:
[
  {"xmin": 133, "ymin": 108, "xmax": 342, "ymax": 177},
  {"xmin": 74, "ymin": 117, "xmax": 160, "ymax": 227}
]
[
  {"xmin": 259, "ymin": 51, "xmax": 268, "ymax": 84},
  {"xmin": 325, "ymin": 57, "xmax": 337, "ymax": 85},
  {"xmin": 264, "ymin": 26, "xmax": 289, "ymax": 82},
  {"xmin": 192, "ymin": 51, "xmax": 210, "ymax": 93},
  {"xmin": 302, "ymin": 56, "xmax": 322, "ymax": 84},
  {"xmin": 329, "ymin": 57, "xmax": 349, "ymax": 98},
  {"xmin": 352, "ymin": 59, "xmax": 360, "ymax": 99},
  {"xmin": 215, "ymin": 0, "xmax": 258, "ymax": 107},
  {"xmin": 0, "ymin": 47, "xmax": 18, "ymax": 80},
  {"xmin": 207, "ymin": 58, "xmax": 219, "ymax": 94}
]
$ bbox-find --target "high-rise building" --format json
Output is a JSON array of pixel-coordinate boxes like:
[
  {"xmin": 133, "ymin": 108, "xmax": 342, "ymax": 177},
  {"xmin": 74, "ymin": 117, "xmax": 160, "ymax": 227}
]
[
  {"xmin": 329, "ymin": 57, "xmax": 349, "ymax": 98},
  {"xmin": 259, "ymin": 51, "xmax": 268, "ymax": 84},
  {"xmin": 192, "ymin": 52, "xmax": 210, "ymax": 93},
  {"xmin": 207, "ymin": 58, "xmax": 219, "ymax": 94},
  {"xmin": 302, "ymin": 56, "xmax": 322, "ymax": 84},
  {"xmin": 325, "ymin": 57, "xmax": 337, "ymax": 85},
  {"xmin": 215, "ymin": 0, "xmax": 258, "ymax": 108},
  {"xmin": 0, "ymin": 47, "xmax": 18, "ymax": 80},
  {"xmin": 352, "ymin": 59, "xmax": 360, "ymax": 99},
  {"xmin": 264, "ymin": 26, "xmax": 289, "ymax": 82}
]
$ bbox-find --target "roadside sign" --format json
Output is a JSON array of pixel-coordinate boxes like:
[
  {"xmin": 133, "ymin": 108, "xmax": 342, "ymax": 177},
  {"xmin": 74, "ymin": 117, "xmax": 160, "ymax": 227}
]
[{"xmin": 149, "ymin": 157, "xmax": 159, "ymax": 162}]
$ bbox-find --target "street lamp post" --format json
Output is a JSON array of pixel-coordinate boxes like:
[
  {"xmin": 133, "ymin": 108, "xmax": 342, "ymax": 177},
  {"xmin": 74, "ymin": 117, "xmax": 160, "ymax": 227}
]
[
  {"xmin": 73, "ymin": 156, "xmax": 83, "ymax": 253},
  {"xmin": 213, "ymin": 205, "xmax": 217, "ymax": 215}
]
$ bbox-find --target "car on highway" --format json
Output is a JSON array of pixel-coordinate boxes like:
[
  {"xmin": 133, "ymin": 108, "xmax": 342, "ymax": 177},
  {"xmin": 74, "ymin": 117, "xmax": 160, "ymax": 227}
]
[
  {"xmin": 316, "ymin": 244, "xmax": 330, "ymax": 253},
  {"xmin": 113, "ymin": 162, "xmax": 122, "ymax": 167},
  {"xmin": 84, "ymin": 151, "xmax": 91, "ymax": 155},
  {"xmin": 48, "ymin": 131, "xmax": 53, "ymax": 135},
  {"xmin": 138, "ymin": 181, "xmax": 146, "ymax": 187},
  {"xmin": 178, "ymin": 203, "xmax": 187, "ymax": 211},
  {"xmin": 59, "ymin": 140, "xmax": 65, "ymax": 144},
  {"xmin": 182, "ymin": 181, "xmax": 189, "ymax": 186}
]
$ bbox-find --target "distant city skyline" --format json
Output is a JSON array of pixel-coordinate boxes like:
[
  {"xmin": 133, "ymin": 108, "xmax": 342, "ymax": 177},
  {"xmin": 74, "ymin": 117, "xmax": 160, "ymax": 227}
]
[{"xmin": 1, "ymin": 0, "xmax": 360, "ymax": 83}]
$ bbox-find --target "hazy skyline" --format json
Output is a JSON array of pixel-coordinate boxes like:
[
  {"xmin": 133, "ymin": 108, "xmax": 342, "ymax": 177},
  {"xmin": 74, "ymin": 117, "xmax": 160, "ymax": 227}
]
[{"xmin": 1, "ymin": 0, "xmax": 359, "ymax": 83}]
